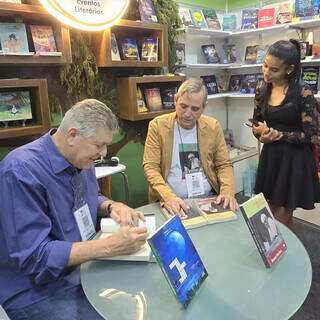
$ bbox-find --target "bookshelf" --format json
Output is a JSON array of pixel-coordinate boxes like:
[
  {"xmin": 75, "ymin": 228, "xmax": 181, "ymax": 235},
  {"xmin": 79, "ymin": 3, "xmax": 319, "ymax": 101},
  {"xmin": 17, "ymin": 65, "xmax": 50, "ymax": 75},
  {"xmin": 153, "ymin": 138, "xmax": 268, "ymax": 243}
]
[
  {"xmin": 0, "ymin": 2, "xmax": 72, "ymax": 65},
  {"xmin": 116, "ymin": 75, "xmax": 185, "ymax": 121},
  {"xmin": 91, "ymin": 19, "xmax": 168, "ymax": 68},
  {"xmin": 0, "ymin": 78, "xmax": 51, "ymax": 140}
]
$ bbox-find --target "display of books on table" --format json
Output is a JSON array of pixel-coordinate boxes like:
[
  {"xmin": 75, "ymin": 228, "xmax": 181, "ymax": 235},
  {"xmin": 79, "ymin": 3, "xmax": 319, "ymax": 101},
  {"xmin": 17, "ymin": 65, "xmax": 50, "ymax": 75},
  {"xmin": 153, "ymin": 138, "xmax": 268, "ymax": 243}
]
[
  {"xmin": 240, "ymin": 193, "xmax": 287, "ymax": 268},
  {"xmin": 148, "ymin": 215, "xmax": 208, "ymax": 308},
  {"xmin": 161, "ymin": 196, "xmax": 237, "ymax": 230},
  {"xmin": 98, "ymin": 215, "xmax": 156, "ymax": 262}
]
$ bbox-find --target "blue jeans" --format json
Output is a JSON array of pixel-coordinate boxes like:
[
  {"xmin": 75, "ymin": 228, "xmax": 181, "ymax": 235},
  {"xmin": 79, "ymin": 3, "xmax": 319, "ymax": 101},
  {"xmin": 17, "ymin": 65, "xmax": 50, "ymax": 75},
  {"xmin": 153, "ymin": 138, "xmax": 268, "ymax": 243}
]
[{"xmin": 6, "ymin": 285, "xmax": 105, "ymax": 320}]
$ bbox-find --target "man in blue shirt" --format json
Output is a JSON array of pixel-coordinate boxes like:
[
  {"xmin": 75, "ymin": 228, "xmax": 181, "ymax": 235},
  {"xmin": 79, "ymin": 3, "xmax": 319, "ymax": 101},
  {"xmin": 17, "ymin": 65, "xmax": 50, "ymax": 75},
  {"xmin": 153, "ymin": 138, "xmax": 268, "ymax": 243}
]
[{"xmin": 0, "ymin": 99, "xmax": 148, "ymax": 319}]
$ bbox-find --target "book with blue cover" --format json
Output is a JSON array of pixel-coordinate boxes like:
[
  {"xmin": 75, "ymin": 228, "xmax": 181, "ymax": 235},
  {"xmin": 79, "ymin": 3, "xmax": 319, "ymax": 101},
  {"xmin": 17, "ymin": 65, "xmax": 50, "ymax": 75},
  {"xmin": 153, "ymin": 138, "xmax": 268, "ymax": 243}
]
[
  {"xmin": 0, "ymin": 23, "xmax": 30, "ymax": 54},
  {"xmin": 241, "ymin": 8, "xmax": 258, "ymax": 29},
  {"xmin": 148, "ymin": 215, "xmax": 208, "ymax": 308},
  {"xmin": 121, "ymin": 38, "xmax": 140, "ymax": 61},
  {"xmin": 201, "ymin": 75, "xmax": 219, "ymax": 94},
  {"xmin": 138, "ymin": 0, "xmax": 158, "ymax": 23},
  {"xmin": 294, "ymin": 0, "xmax": 314, "ymax": 19},
  {"xmin": 222, "ymin": 14, "xmax": 237, "ymax": 31}
]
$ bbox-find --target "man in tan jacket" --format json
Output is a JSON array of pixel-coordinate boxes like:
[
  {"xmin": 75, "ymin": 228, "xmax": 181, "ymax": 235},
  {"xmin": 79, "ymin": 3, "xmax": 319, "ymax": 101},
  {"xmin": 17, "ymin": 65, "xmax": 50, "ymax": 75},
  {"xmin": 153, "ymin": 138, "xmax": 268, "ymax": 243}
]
[{"xmin": 143, "ymin": 78, "xmax": 238, "ymax": 217}]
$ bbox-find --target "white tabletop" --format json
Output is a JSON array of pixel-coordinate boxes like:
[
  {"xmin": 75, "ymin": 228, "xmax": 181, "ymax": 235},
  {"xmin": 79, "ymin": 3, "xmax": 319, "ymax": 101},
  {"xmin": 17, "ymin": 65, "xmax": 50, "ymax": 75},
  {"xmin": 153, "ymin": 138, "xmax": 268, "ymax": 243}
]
[{"xmin": 95, "ymin": 164, "xmax": 126, "ymax": 179}]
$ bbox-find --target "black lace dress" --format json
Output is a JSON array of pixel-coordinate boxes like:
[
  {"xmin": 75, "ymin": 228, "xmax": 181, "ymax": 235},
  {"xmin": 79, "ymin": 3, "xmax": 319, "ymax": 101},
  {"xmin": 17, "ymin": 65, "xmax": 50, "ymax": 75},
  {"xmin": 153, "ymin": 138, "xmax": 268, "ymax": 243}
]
[{"xmin": 253, "ymin": 85, "xmax": 320, "ymax": 210}]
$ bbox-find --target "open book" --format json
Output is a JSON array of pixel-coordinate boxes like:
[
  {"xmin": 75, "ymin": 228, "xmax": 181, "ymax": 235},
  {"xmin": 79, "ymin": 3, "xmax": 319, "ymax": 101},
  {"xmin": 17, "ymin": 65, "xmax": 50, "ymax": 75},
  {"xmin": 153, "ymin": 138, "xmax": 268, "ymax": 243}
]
[
  {"xmin": 98, "ymin": 216, "xmax": 156, "ymax": 262},
  {"xmin": 240, "ymin": 193, "xmax": 287, "ymax": 268},
  {"xmin": 161, "ymin": 196, "xmax": 237, "ymax": 229},
  {"xmin": 148, "ymin": 215, "xmax": 208, "ymax": 308}
]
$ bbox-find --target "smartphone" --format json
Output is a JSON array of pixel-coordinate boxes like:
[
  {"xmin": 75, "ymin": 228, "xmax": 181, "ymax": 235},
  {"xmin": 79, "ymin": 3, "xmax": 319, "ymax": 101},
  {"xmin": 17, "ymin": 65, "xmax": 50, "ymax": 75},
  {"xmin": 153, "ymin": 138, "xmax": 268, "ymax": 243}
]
[{"xmin": 243, "ymin": 118, "xmax": 259, "ymax": 128}]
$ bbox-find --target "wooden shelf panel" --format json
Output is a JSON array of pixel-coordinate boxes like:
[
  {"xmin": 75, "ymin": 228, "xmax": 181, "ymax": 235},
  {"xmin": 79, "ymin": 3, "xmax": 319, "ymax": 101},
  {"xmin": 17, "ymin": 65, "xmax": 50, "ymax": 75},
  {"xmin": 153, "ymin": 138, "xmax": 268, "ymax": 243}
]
[
  {"xmin": 117, "ymin": 75, "xmax": 185, "ymax": 121},
  {"xmin": 0, "ymin": 78, "xmax": 51, "ymax": 140},
  {"xmin": 0, "ymin": 3, "xmax": 49, "ymax": 19},
  {"xmin": 92, "ymin": 19, "xmax": 168, "ymax": 68},
  {"xmin": 0, "ymin": 4, "xmax": 72, "ymax": 64}
]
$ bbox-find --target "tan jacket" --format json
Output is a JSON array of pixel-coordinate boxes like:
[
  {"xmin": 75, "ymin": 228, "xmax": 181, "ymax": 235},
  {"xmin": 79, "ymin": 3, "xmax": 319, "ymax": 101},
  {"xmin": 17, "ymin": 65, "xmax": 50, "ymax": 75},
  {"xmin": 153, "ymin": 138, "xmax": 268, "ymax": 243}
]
[{"xmin": 143, "ymin": 112, "xmax": 235, "ymax": 203}]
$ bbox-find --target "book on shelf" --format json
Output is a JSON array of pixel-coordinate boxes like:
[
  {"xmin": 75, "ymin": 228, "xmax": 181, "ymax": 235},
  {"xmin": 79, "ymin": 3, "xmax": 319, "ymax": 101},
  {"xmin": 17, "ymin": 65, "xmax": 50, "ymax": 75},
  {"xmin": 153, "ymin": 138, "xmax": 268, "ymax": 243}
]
[
  {"xmin": 110, "ymin": 32, "xmax": 121, "ymax": 61},
  {"xmin": 0, "ymin": 91, "xmax": 32, "ymax": 122},
  {"xmin": 217, "ymin": 73, "xmax": 227, "ymax": 92},
  {"xmin": 141, "ymin": 37, "xmax": 158, "ymax": 62},
  {"xmin": 299, "ymin": 41, "xmax": 309, "ymax": 60},
  {"xmin": 189, "ymin": 8, "xmax": 208, "ymax": 29},
  {"xmin": 258, "ymin": 7, "xmax": 275, "ymax": 28},
  {"xmin": 161, "ymin": 196, "xmax": 237, "ymax": 230},
  {"xmin": 201, "ymin": 44, "xmax": 220, "ymax": 64},
  {"xmin": 201, "ymin": 75, "xmax": 219, "ymax": 95},
  {"xmin": 98, "ymin": 215, "xmax": 156, "ymax": 262},
  {"xmin": 222, "ymin": 44, "xmax": 237, "ymax": 63},
  {"xmin": 121, "ymin": 38, "xmax": 140, "ymax": 61},
  {"xmin": 241, "ymin": 74, "xmax": 257, "ymax": 94},
  {"xmin": 241, "ymin": 8, "xmax": 258, "ymax": 29},
  {"xmin": 175, "ymin": 43, "xmax": 185, "ymax": 65},
  {"xmin": 178, "ymin": 7, "xmax": 194, "ymax": 28},
  {"xmin": 255, "ymin": 73, "xmax": 264, "ymax": 90},
  {"xmin": 161, "ymin": 87, "xmax": 177, "ymax": 109},
  {"xmin": 136, "ymin": 86, "xmax": 148, "ymax": 113},
  {"xmin": 228, "ymin": 74, "xmax": 242, "ymax": 92},
  {"xmin": 29, "ymin": 25, "xmax": 58, "ymax": 54},
  {"xmin": 294, "ymin": 0, "xmax": 314, "ymax": 19},
  {"xmin": 276, "ymin": 1, "xmax": 293, "ymax": 24},
  {"xmin": 244, "ymin": 45, "xmax": 258, "ymax": 64},
  {"xmin": 0, "ymin": 23, "xmax": 29, "ymax": 54},
  {"xmin": 148, "ymin": 215, "xmax": 208, "ymax": 308},
  {"xmin": 222, "ymin": 14, "xmax": 237, "ymax": 31},
  {"xmin": 312, "ymin": 43, "xmax": 320, "ymax": 59},
  {"xmin": 256, "ymin": 45, "xmax": 268, "ymax": 64},
  {"xmin": 138, "ymin": 0, "xmax": 158, "ymax": 23},
  {"xmin": 202, "ymin": 8, "xmax": 221, "ymax": 30},
  {"xmin": 144, "ymin": 88, "xmax": 162, "ymax": 111},
  {"xmin": 240, "ymin": 193, "xmax": 287, "ymax": 268},
  {"xmin": 302, "ymin": 66, "xmax": 319, "ymax": 94}
]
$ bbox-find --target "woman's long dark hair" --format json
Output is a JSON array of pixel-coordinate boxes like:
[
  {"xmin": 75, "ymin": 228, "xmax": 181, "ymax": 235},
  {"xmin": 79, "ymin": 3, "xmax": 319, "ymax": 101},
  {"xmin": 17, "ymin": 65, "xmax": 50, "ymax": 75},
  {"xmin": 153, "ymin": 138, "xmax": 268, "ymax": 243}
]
[{"xmin": 259, "ymin": 39, "xmax": 301, "ymax": 111}]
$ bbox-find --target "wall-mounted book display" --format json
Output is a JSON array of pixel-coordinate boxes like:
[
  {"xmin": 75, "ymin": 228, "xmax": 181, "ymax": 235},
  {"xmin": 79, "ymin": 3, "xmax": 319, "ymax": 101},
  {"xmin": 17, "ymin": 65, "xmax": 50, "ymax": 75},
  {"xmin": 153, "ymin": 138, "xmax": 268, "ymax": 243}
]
[
  {"xmin": 0, "ymin": 78, "xmax": 51, "ymax": 139},
  {"xmin": 92, "ymin": 19, "xmax": 168, "ymax": 68},
  {"xmin": 0, "ymin": 2, "xmax": 71, "ymax": 64},
  {"xmin": 116, "ymin": 75, "xmax": 185, "ymax": 121}
]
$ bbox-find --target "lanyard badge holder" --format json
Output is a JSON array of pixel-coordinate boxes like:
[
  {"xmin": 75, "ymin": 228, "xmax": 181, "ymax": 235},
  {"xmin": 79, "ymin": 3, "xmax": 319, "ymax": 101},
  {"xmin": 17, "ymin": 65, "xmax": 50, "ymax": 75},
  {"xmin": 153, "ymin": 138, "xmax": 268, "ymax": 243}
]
[{"xmin": 70, "ymin": 169, "xmax": 96, "ymax": 241}]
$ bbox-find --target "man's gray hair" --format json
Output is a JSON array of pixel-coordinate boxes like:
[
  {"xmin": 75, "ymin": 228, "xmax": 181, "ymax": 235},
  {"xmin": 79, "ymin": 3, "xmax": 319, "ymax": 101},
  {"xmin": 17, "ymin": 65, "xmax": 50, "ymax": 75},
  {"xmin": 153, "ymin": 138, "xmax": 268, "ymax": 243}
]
[
  {"xmin": 176, "ymin": 78, "xmax": 208, "ymax": 107},
  {"xmin": 59, "ymin": 99, "xmax": 118, "ymax": 137}
]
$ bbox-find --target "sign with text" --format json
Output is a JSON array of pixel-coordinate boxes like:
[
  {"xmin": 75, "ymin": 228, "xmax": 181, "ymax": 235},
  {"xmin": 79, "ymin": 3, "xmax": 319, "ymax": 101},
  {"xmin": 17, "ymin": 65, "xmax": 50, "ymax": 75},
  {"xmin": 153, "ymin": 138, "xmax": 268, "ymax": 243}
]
[{"xmin": 39, "ymin": 0, "xmax": 129, "ymax": 31}]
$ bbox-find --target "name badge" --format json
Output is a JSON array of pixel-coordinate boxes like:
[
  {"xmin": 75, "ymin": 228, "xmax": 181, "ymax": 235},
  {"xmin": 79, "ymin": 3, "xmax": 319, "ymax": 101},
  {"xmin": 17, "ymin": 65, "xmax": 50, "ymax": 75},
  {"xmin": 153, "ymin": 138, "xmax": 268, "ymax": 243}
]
[
  {"xmin": 73, "ymin": 203, "xmax": 96, "ymax": 241},
  {"xmin": 185, "ymin": 172, "xmax": 205, "ymax": 198}
]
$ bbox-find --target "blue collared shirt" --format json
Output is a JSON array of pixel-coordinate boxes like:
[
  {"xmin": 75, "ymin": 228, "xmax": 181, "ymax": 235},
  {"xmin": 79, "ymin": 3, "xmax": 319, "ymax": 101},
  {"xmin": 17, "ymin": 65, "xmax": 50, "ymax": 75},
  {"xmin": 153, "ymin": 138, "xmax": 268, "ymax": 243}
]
[{"xmin": 0, "ymin": 130, "xmax": 106, "ymax": 310}]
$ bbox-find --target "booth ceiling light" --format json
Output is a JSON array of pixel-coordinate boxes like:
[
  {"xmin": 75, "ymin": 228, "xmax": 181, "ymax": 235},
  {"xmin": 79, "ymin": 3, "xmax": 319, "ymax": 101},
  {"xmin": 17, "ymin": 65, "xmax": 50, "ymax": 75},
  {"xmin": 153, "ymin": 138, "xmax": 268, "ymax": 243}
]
[{"xmin": 38, "ymin": 0, "xmax": 130, "ymax": 31}]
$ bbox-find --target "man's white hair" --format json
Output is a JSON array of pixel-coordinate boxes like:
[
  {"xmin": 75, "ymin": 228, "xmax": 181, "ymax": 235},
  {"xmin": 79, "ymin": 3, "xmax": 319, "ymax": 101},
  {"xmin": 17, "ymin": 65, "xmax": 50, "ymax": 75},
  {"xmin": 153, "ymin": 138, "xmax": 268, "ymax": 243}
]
[{"xmin": 59, "ymin": 99, "xmax": 118, "ymax": 137}]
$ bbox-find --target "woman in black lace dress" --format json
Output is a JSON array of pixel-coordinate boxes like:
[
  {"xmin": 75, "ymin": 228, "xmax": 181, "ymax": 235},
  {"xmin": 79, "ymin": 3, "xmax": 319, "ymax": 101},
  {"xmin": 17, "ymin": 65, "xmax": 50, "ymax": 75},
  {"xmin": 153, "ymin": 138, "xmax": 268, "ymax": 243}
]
[{"xmin": 252, "ymin": 39, "xmax": 320, "ymax": 229}]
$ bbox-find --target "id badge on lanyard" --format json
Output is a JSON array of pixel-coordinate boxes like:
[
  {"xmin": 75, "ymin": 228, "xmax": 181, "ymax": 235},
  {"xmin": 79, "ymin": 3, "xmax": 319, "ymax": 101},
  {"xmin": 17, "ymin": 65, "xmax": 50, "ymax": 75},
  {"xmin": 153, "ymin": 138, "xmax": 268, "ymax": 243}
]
[
  {"xmin": 185, "ymin": 171, "xmax": 205, "ymax": 197},
  {"xmin": 71, "ymin": 170, "xmax": 96, "ymax": 241},
  {"xmin": 73, "ymin": 203, "xmax": 96, "ymax": 241}
]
